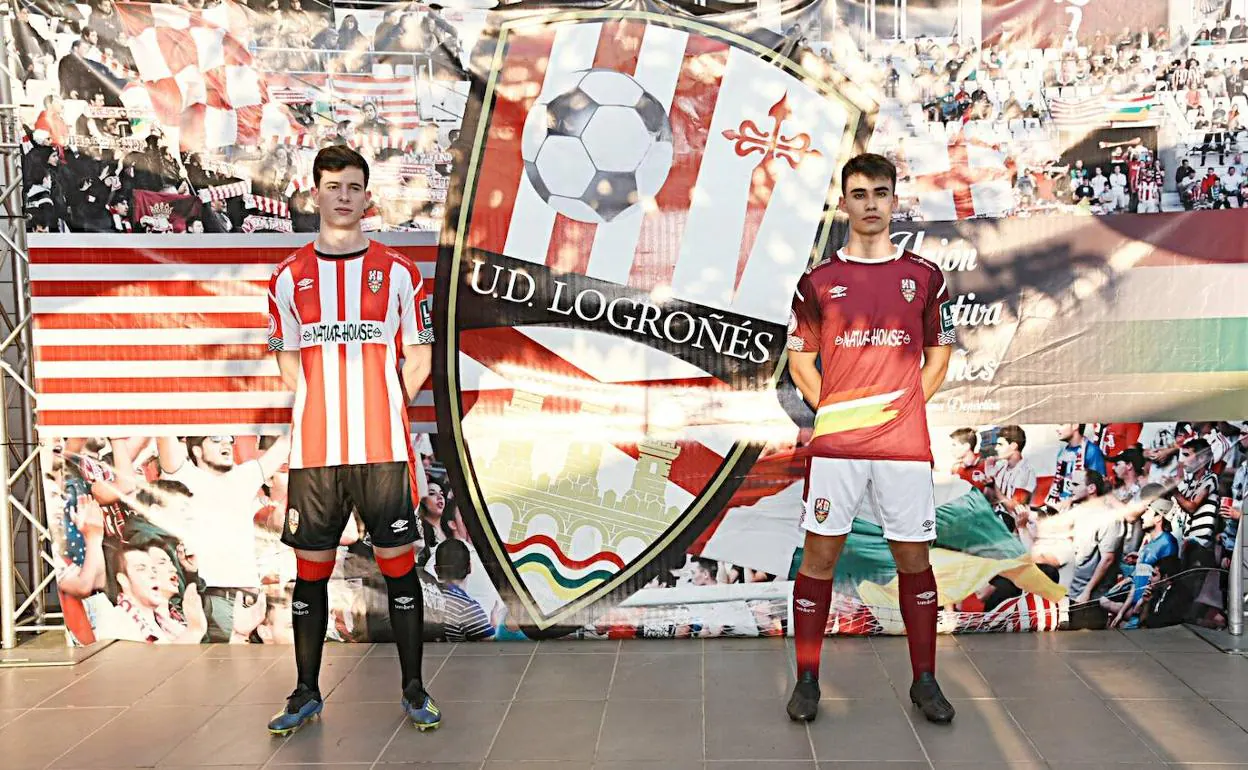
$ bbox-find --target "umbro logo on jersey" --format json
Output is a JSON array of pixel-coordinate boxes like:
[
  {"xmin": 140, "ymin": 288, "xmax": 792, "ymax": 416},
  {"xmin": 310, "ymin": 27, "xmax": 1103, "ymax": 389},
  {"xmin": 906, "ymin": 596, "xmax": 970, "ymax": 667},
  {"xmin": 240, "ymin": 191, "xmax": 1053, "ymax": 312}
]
[
  {"xmin": 391, "ymin": 519, "xmax": 409, "ymax": 533},
  {"xmin": 297, "ymin": 278, "xmax": 315, "ymax": 291},
  {"xmin": 829, "ymin": 285, "xmax": 848, "ymax": 299},
  {"xmin": 367, "ymin": 269, "xmax": 384, "ymax": 294}
]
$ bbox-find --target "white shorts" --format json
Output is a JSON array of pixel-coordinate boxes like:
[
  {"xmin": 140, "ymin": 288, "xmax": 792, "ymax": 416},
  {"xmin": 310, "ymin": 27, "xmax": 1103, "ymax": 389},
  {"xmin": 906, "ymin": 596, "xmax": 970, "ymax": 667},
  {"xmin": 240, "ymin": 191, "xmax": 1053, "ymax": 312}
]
[{"xmin": 802, "ymin": 457, "xmax": 937, "ymax": 542}]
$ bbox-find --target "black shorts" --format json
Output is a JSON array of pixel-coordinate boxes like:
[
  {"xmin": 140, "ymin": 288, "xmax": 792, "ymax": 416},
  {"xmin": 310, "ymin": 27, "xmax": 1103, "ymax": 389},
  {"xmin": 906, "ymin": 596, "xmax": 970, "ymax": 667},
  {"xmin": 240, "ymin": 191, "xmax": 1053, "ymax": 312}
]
[{"xmin": 282, "ymin": 461, "xmax": 418, "ymax": 551}]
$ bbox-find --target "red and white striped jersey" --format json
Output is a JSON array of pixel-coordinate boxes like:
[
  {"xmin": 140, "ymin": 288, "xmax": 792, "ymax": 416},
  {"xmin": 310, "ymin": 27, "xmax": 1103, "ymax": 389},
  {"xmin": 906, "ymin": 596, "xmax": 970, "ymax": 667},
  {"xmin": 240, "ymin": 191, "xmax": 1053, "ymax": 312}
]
[{"xmin": 268, "ymin": 241, "xmax": 432, "ymax": 469}]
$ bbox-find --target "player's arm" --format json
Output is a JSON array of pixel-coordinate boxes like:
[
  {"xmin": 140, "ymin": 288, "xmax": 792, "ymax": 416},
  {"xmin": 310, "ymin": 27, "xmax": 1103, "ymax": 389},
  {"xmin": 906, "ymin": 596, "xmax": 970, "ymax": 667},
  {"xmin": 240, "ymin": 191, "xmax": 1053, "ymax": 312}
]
[
  {"xmin": 402, "ymin": 344, "xmax": 432, "ymax": 403},
  {"xmin": 920, "ymin": 345, "xmax": 952, "ymax": 401},
  {"xmin": 788, "ymin": 351, "xmax": 822, "ymax": 410},
  {"xmin": 275, "ymin": 351, "xmax": 301, "ymax": 392},
  {"xmin": 267, "ymin": 264, "xmax": 302, "ymax": 392},
  {"xmin": 786, "ymin": 273, "xmax": 822, "ymax": 410},
  {"xmin": 399, "ymin": 264, "xmax": 435, "ymax": 402}
]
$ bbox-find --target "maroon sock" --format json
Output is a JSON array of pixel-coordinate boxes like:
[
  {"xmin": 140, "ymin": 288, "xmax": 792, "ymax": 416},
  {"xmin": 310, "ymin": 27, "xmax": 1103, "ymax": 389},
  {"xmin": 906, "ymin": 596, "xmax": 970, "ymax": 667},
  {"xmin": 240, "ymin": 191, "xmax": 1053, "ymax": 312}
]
[
  {"xmin": 898, "ymin": 567, "xmax": 938, "ymax": 682},
  {"xmin": 792, "ymin": 572, "xmax": 833, "ymax": 679}
]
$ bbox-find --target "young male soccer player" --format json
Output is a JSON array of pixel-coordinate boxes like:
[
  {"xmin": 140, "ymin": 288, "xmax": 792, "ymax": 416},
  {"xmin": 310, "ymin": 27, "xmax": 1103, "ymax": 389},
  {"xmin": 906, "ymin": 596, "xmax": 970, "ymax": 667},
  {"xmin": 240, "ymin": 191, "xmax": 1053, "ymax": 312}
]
[
  {"xmin": 265, "ymin": 146, "xmax": 440, "ymax": 734},
  {"xmin": 785, "ymin": 153, "xmax": 956, "ymax": 724}
]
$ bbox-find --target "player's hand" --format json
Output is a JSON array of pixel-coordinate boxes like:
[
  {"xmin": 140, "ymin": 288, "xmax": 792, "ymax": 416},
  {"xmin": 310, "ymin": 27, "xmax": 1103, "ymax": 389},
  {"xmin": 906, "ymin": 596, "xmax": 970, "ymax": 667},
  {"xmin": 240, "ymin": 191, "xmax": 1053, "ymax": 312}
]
[{"xmin": 74, "ymin": 495, "xmax": 105, "ymax": 542}]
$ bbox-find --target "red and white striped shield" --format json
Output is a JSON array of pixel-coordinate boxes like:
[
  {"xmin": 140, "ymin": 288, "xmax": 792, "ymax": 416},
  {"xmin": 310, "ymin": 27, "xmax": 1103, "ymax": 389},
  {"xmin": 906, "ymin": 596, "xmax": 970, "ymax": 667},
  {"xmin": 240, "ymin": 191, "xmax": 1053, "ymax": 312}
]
[{"xmin": 435, "ymin": 10, "xmax": 872, "ymax": 631}]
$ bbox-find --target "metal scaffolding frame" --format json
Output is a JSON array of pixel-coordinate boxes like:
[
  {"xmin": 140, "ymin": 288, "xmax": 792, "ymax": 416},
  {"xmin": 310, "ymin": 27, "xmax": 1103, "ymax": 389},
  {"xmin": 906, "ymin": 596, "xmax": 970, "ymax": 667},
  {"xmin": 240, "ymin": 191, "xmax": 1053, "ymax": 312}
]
[{"xmin": 0, "ymin": 10, "xmax": 59, "ymax": 651}]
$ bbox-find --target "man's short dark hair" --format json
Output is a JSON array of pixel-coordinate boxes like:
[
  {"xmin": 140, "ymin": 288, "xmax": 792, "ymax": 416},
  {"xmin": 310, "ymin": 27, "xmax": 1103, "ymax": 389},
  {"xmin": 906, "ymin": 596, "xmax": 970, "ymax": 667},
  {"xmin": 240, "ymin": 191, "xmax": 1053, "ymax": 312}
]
[
  {"xmin": 998, "ymin": 425, "xmax": 1027, "ymax": 452},
  {"xmin": 434, "ymin": 538, "xmax": 471, "ymax": 582},
  {"xmin": 1184, "ymin": 437, "xmax": 1211, "ymax": 458},
  {"xmin": 841, "ymin": 153, "xmax": 897, "ymax": 195},
  {"xmin": 950, "ymin": 428, "xmax": 978, "ymax": 452},
  {"xmin": 313, "ymin": 144, "xmax": 370, "ymax": 187},
  {"xmin": 1083, "ymin": 469, "xmax": 1108, "ymax": 497}
]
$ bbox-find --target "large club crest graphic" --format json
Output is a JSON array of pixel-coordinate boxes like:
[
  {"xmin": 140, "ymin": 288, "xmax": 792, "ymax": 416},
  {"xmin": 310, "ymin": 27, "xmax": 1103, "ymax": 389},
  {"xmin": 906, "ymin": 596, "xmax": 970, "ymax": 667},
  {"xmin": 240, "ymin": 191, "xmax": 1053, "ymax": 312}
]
[{"xmin": 435, "ymin": 6, "xmax": 872, "ymax": 634}]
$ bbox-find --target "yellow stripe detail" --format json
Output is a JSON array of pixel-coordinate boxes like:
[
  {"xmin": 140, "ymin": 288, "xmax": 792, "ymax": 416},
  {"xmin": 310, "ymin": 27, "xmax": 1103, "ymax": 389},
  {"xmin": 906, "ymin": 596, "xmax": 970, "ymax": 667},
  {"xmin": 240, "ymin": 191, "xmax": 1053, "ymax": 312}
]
[
  {"xmin": 812, "ymin": 401, "xmax": 900, "ymax": 436},
  {"xmin": 518, "ymin": 563, "xmax": 607, "ymax": 601}
]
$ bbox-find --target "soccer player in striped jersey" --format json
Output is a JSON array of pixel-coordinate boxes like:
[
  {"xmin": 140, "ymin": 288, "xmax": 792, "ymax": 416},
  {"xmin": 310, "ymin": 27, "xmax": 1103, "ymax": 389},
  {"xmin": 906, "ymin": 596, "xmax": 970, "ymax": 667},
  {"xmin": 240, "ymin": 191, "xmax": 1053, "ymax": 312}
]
[
  {"xmin": 265, "ymin": 145, "xmax": 440, "ymax": 735},
  {"xmin": 785, "ymin": 154, "xmax": 956, "ymax": 724}
]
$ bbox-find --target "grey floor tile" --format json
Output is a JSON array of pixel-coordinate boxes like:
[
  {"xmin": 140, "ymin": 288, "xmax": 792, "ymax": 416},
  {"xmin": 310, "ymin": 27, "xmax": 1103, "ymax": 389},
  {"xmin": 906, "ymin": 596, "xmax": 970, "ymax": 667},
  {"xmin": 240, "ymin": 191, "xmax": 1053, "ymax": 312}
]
[
  {"xmin": 41, "ymin": 653, "xmax": 200, "ymax": 707},
  {"xmin": 618, "ymin": 638, "xmax": 702, "ymax": 654},
  {"xmin": 1062, "ymin": 653, "xmax": 1199, "ymax": 700},
  {"xmin": 157, "ymin": 765, "xmax": 260, "ymax": 770},
  {"xmin": 268, "ymin": 765, "xmax": 374, "ymax": 770},
  {"xmin": 806, "ymin": 697, "xmax": 925, "ymax": 762},
  {"xmin": 1043, "ymin": 763, "xmax": 1164, "ymax": 769},
  {"xmin": 1045, "ymin": 630, "xmax": 1141, "ymax": 653},
  {"xmin": 874, "ymin": 647, "xmax": 993, "ymax": 700},
  {"xmin": 1005, "ymin": 697, "xmax": 1158, "ymax": 764},
  {"xmin": 51, "ymin": 704, "xmax": 219, "ymax": 769},
  {"xmin": 379, "ymin": 700, "xmax": 508, "ymax": 763},
  {"xmin": 159, "ymin": 703, "xmax": 289, "ymax": 766},
  {"xmin": 817, "ymin": 763, "xmax": 927, "ymax": 770},
  {"xmin": 1106, "ymin": 698, "xmax": 1248, "ymax": 764},
  {"xmin": 231, "ymin": 655, "xmax": 361, "ymax": 705},
  {"xmin": 703, "ymin": 697, "xmax": 815, "ymax": 761},
  {"xmin": 487, "ymin": 699, "xmax": 605, "ymax": 761},
  {"xmin": 820, "ymin": 637, "xmax": 881, "ymax": 656},
  {"xmin": 1125, "ymin": 625, "xmax": 1218, "ymax": 653},
  {"xmin": 1213, "ymin": 700, "xmax": 1248, "ymax": 731},
  {"xmin": 323, "ymin": 642, "xmax": 374, "ymax": 657},
  {"xmin": 704, "ymin": 636, "xmax": 790, "ymax": 654},
  {"xmin": 1151, "ymin": 652, "xmax": 1248, "ymax": 701},
  {"xmin": 596, "ymin": 699, "xmax": 701, "ymax": 761},
  {"xmin": 0, "ymin": 709, "xmax": 26, "ymax": 730},
  {"xmin": 367, "ymin": 641, "xmax": 454, "ymax": 667},
  {"xmin": 0, "ymin": 667, "xmax": 87, "ymax": 708},
  {"xmin": 141, "ymin": 655, "xmax": 280, "ymax": 706},
  {"xmin": 537, "ymin": 639, "xmax": 620, "ymax": 654},
  {"xmin": 516, "ymin": 653, "xmax": 615, "ymax": 701},
  {"xmin": 326, "ymin": 656, "xmax": 405, "ymax": 703},
  {"xmin": 485, "ymin": 763, "xmax": 592, "ymax": 770},
  {"xmin": 930, "ymin": 764, "xmax": 1047, "ymax": 769},
  {"xmin": 871, "ymin": 634, "xmax": 961, "ymax": 653},
  {"xmin": 0, "ymin": 707, "xmax": 122, "ymax": 770},
  {"xmin": 810, "ymin": 649, "xmax": 895, "ymax": 700},
  {"xmin": 965, "ymin": 651, "xmax": 1095, "ymax": 700},
  {"xmin": 597, "ymin": 762, "xmax": 703, "ymax": 770},
  {"xmin": 955, "ymin": 633, "xmax": 1057, "ymax": 652},
  {"xmin": 268, "ymin": 701, "xmax": 404, "ymax": 764},
  {"xmin": 704, "ymin": 650, "xmax": 793, "ymax": 701},
  {"xmin": 201, "ymin": 642, "xmax": 287, "ymax": 659},
  {"xmin": 431, "ymin": 653, "xmax": 533, "ymax": 701},
  {"xmin": 609, "ymin": 652, "xmax": 702, "ymax": 700},
  {"xmin": 909, "ymin": 699, "xmax": 1041, "ymax": 764},
  {"xmin": 452, "ymin": 640, "xmax": 538, "ymax": 656}
]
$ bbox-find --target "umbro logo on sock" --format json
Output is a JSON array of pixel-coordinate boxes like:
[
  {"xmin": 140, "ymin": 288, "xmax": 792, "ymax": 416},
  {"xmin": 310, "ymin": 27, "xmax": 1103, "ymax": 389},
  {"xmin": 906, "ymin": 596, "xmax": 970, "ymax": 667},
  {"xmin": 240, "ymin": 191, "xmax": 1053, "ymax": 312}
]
[
  {"xmin": 391, "ymin": 519, "xmax": 409, "ymax": 533},
  {"xmin": 916, "ymin": 590, "xmax": 937, "ymax": 605},
  {"xmin": 293, "ymin": 600, "xmax": 309, "ymax": 616},
  {"xmin": 795, "ymin": 598, "xmax": 815, "ymax": 611},
  {"xmin": 395, "ymin": 596, "xmax": 415, "ymax": 609}
]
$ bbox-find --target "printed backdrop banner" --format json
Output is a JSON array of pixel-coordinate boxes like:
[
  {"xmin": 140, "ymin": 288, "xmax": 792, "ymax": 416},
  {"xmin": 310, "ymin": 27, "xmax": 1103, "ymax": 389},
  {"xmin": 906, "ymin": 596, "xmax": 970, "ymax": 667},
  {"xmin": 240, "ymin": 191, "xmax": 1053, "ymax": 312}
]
[{"xmin": 23, "ymin": 0, "xmax": 1246, "ymax": 645}]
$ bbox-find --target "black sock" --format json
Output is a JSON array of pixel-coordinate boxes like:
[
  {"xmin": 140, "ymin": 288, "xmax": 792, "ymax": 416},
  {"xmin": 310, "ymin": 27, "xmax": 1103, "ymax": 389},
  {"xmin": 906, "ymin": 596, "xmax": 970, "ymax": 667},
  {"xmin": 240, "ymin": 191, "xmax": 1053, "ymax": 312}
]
[
  {"xmin": 382, "ymin": 567, "xmax": 425, "ymax": 696},
  {"xmin": 292, "ymin": 576, "xmax": 329, "ymax": 697}
]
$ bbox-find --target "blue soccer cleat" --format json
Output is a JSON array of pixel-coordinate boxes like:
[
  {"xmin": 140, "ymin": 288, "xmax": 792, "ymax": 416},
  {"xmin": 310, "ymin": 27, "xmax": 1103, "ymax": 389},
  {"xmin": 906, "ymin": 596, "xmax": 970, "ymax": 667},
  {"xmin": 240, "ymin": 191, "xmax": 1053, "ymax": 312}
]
[
  {"xmin": 401, "ymin": 687, "xmax": 441, "ymax": 731},
  {"xmin": 267, "ymin": 686, "xmax": 324, "ymax": 736}
]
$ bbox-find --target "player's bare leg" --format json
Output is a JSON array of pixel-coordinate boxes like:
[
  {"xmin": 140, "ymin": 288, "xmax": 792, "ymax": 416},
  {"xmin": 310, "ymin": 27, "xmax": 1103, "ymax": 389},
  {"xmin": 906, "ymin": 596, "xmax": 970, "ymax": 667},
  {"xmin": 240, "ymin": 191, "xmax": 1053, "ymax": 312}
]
[
  {"xmin": 787, "ymin": 531, "xmax": 847, "ymax": 722},
  {"xmin": 268, "ymin": 548, "xmax": 334, "ymax": 735},
  {"xmin": 374, "ymin": 543, "xmax": 440, "ymax": 730},
  {"xmin": 890, "ymin": 540, "xmax": 955, "ymax": 724}
]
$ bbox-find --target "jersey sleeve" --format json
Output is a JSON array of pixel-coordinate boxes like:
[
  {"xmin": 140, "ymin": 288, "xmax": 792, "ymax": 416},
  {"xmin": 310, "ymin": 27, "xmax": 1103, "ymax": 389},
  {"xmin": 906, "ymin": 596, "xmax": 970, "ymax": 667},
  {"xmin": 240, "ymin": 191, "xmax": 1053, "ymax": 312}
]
[
  {"xmin": 923, "ymin": 268, "xmax": 956, "ymax": 347},
  {"xmin": 267, "ymin": 265, "xmax": 301, "ymax": 352},
  {"xmin": 786, "ymin": 272, "xmax": 821, "ymax": 353},
  {"xmin": 399, "ymin": 266, "xmax": 435, "ymax": 347}
]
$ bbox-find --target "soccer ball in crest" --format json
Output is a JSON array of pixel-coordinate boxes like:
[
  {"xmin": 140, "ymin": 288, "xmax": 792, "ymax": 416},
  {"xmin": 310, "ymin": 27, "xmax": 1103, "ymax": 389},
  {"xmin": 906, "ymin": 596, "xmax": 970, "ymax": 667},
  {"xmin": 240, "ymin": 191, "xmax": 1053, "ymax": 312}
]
[{"xmin": 521, "ymin": 68, "xmax": 674, "ymax": 224}]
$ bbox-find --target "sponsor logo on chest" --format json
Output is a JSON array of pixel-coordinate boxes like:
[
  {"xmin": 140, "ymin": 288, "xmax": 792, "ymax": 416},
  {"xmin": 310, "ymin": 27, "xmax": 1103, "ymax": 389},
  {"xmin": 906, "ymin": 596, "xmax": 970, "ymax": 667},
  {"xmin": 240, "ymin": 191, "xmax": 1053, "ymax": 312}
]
[{"xmin": 300, "ymin": 320, "xmax": 387, "ymax": 345}]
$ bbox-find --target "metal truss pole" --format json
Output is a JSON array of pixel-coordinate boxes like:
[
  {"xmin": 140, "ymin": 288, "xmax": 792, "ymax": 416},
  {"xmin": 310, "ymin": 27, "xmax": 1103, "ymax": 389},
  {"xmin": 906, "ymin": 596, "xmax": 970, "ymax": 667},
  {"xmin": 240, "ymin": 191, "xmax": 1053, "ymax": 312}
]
[
  {"xmin": 0, "ymin": 7, "xmax": 57, "ymax": 650},
  {"xmin": 1230, "ymin": 514, "xmax": 1244, "ymax": 637}
]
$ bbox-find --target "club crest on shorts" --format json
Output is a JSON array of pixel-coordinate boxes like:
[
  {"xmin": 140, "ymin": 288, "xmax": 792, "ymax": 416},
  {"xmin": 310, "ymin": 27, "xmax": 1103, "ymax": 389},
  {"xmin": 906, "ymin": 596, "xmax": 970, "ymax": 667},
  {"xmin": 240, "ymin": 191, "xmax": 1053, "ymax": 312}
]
[
  {"xmin": 287, "ymin": 507, "xmax": 300, "ymax": 535},
  {"xmin": 813, "ymin": 497, "xmax": 831, "ymax": 523},
  {"xmin": 900, "ymin": 278, "xmax": 916, "ymax": 303},
  {"xmin": 367, "ymin": 269, "xmax": 384, "ymax": 294},
  {"xmin": 432, "ymin": 8, "xmax": 872, "ymax": 633}
]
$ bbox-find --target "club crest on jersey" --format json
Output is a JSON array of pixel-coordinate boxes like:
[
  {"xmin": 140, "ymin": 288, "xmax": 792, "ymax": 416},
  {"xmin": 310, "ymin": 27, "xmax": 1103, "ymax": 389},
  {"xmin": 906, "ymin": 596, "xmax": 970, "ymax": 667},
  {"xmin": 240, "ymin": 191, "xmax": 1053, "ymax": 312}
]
[
  {"xmin": 367, "ymin": 269, "xmax": 384, "ymax": 294},
  {"xmin": 432, "ymin": 8, "xmax": 872, "ymax": 634},
  {"xmin": 900, "ymin": 278, "xmax": 917, "ymax": 303},
  {"xmin": 813, "ymin": 497, "xmax": 831, "ymax": 523}
]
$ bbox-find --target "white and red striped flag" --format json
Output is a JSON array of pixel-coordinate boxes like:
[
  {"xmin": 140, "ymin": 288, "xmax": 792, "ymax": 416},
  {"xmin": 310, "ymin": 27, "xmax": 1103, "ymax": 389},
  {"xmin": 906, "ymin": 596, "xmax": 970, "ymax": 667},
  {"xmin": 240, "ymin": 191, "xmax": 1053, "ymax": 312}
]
[
  {"xmin": 901, "ymin": 136, "xmax": 1016, "ymax": 221},
  {"xmin": 29, "ymin": 235, "xmax": 437, "ymax": 437},
  {"xmin": 116, "ymin": 1, "xmax": 300, "ymax": 150}
]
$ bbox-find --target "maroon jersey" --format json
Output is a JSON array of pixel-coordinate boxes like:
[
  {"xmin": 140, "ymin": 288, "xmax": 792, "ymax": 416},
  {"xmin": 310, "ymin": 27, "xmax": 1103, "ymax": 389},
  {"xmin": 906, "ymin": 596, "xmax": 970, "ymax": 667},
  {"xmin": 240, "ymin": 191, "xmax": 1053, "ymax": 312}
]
[
  {"xmin": 788, "ymin": 248, "xmax": 955, "ymax": 462},
  {"xmin": 955, "ymin": 456, "xmax": 992, "ymax": 492}
]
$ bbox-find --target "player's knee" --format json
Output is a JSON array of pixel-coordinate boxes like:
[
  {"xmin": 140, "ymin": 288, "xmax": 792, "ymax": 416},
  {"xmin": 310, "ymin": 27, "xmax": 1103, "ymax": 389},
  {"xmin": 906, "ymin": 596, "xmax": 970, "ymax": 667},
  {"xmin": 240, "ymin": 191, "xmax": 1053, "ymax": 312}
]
[
  {"xmin": 889, "ymin": 541, "xmax": 931, "ymax": 574},
  {"xmin": 800, "ymin": 533, "xmax": 843, "ymax": 577}
]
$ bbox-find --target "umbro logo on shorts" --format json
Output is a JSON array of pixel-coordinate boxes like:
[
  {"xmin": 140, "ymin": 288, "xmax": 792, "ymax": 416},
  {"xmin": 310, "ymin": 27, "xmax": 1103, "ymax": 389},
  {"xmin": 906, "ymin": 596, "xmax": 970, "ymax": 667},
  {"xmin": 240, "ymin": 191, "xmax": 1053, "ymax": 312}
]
[
  {"xmin": 922, "ymin": 519, "xmax": 935, "ymax": 531},
  {"xmin": 391, "ymin": 519, "xmax": 409, "ymax": 533}
]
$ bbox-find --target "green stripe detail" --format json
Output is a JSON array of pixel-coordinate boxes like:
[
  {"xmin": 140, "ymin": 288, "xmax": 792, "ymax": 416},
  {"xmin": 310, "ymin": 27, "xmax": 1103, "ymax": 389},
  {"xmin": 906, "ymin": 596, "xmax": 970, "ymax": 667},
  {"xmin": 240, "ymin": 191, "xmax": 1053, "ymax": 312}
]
[
  {"xmin": 513, "ymin": 553, "xmax": 614, "ymax": 589},
  {"xmin": 1097, "ymin": 318, "xmax": 1248, "ymax": 374}
]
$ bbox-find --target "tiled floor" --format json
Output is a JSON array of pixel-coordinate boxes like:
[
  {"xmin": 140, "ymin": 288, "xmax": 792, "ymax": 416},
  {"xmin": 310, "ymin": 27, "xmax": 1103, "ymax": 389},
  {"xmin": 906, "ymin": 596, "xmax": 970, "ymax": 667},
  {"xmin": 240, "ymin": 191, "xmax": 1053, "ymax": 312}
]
[{"xmin": 0, "ymin": 626, "xmax": 1245, "ymax": 770}]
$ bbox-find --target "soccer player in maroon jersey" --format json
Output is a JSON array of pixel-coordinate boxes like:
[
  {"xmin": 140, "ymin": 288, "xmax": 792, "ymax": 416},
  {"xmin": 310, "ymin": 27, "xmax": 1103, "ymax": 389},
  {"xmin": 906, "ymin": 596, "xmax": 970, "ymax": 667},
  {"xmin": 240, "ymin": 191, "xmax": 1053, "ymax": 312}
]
[
  {"xmin": 265, "ymin": 146, "xmax": 440, "ymax": 735},
  {"xmin": 785, "ymin": 153, "xmax": 956, "ymax": 724}
]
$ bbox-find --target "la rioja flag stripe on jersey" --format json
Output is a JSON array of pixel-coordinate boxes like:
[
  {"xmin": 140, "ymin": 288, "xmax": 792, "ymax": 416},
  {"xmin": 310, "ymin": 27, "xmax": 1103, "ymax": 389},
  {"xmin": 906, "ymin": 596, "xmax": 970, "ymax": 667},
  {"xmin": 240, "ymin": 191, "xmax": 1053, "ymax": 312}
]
[{"xmin": 435, "ymin": 7, "xmax": 873, "ymax": 632}]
